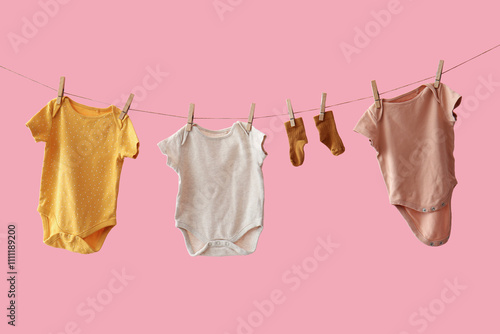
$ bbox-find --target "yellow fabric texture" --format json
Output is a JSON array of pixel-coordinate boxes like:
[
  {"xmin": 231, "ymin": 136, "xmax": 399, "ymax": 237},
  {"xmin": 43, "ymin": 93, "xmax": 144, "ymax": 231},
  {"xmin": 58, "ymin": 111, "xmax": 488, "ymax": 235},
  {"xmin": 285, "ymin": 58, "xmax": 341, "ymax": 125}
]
[{"xmin": 26, "ymin": 97, "xmax": 139, "ymax": 254}]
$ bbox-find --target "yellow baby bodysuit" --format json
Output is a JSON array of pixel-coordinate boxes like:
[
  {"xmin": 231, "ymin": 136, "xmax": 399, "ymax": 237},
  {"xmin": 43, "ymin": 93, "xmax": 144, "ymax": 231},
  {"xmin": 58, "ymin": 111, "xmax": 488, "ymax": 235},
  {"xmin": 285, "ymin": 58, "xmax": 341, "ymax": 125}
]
[{"xmin": 26, "ymin": 96, "xmax": 139, "ymax": 254}]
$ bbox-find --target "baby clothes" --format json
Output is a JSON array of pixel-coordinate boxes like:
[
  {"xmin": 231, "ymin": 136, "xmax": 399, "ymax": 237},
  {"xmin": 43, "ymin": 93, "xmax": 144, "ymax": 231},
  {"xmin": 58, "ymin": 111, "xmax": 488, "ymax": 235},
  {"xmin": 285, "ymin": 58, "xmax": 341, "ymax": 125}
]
[
  {"xmin": 314, "ymin": 111, "xmax": 345, "ymax": 156},
  {"xmin": 26, "ymin": 97, "xmax": 139, "ymax": 254},
  {"xmin": 284, "ymin": 117, "xmax": 308, "ymax": 166},
  {"xmin": 158, "ymin": 121, "xmax": 267, "ymax": 256},
  {"xmin": 354, "ymin": 83, "xmax": 461, "ymax": 246}
]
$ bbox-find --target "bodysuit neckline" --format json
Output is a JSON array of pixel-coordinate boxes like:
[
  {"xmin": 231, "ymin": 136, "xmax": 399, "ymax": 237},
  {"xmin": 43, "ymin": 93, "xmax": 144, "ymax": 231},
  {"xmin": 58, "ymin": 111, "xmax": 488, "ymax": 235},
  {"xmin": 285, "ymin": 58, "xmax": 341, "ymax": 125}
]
[{"xmin": 381, "ymin": 84, "xmax": 429, "ymax": 107}]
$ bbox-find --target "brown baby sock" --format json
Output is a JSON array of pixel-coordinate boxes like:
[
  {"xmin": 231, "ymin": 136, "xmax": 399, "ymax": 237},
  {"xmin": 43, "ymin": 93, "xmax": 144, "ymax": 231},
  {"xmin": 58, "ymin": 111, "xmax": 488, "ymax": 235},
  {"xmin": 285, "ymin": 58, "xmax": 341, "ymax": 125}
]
[
  {"xmin": 313, "ymin": 111, "xmax": 345, "ymax": 156},
  {"xmin": 284, "ymin": 117, "xmax": 308, "ymax": 167}
]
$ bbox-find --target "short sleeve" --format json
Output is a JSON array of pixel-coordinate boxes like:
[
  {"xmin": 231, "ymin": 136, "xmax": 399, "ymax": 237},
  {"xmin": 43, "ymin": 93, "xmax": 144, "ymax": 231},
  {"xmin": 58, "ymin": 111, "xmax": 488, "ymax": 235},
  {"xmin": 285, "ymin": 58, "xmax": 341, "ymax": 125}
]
[
  {"xmin": 250, "ymin": 127, "xmax": 268, "ymax": 166},
  {"xmin": 439, "ymin": 83, "xmax": 462, "ymax": 122},
  {"xmin": 119, "ymin": 117, "xmax": 140, "ymax": 159},
  {"xmin": 157, "ymin": 127, "xmax": 184, "ymax": 171},
  {"xmin": 26, "ymin": 99, "xmax": 55, "ymax": 142},
  {"xmin": 353, "ymin": 107, "xmax": 380, "ymax": 152}
]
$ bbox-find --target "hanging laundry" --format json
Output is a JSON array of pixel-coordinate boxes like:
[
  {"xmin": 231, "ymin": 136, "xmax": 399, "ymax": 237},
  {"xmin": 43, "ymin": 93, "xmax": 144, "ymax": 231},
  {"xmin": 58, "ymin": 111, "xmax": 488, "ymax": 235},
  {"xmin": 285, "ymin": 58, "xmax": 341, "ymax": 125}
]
[
  {"xmin": 354, "ymin": 83, "xmax": 461, "ymax": 246},
  {"xmin": 158, "ymin": 121, "xmax": 267, "ymax": 256},
  {"xmin": 284, "ymin": 111, "xmax": 345, "ymax": 167},
  {"xmin": 314, "ymin": 110, "xmax": 345, "ymax": 156},
  {"xmin": 26, "ymin": 97, "xmax": 139, "ymax": 254},
  {"xmin": 285, "ymin": 117, "xmax": 308, "ymax": 167}
]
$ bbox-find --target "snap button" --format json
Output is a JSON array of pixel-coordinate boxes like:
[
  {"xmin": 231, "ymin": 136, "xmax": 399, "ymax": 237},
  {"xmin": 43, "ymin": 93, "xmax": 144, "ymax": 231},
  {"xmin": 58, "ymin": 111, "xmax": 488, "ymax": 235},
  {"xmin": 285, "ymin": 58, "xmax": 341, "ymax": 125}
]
[
  {"xmin": 441, "ymin": 202, "xmax": 445, "ymax": 206},
  {"xmin": 439, "ymin": 241, "xmax": 443, "ymax": 245},
  {"xmin": 430, "ymin": 242, "xmax": 434, "ymax": 246},
  {"xmin": 431, "ymin": 207, "xmax": 436, "ymax": 211},
  {"xmin": 422, "ymin": 208, "xmax": 427, "ymax": 212}
]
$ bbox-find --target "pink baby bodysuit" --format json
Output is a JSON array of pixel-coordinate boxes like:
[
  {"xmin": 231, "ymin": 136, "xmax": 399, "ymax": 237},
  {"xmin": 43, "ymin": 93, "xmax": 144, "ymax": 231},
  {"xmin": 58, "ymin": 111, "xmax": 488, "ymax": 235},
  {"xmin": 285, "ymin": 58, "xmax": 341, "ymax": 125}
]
[{"xmin": 354, "ymin": 83, "xmax": 461, "ymax": 246}]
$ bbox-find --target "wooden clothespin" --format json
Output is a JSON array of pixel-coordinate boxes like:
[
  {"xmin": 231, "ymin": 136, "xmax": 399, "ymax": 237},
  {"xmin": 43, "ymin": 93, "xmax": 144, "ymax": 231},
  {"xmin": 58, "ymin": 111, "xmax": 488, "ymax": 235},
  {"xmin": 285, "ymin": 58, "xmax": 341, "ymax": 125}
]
[
  {"xmin": 186, "ymin": 103, "xmax": 195, "ymax": 132},
  {"xmin": 56, "ymin": 76, "xmax": 65, "ymax": 105},
  {"xmin": 371, "ymin": 80, "xmax": 381, "ymax": 109},
  {"xmin": 286, "ymin": 99, "xmax": 295, "ymax": 127},
  {"xmin": 434, "ymin": 60, "xmax": 444, "ymax": 88},
  {"xmin": 319, "ymin": 92, "xmax": 327, "ymax": 121},
  {"xmin": 246, "ymin": 103, "xmax": 255, "ymax": 132},
  {"xmin": 119, "ymin": 94, "xmax": 134, "ymax": 120}
]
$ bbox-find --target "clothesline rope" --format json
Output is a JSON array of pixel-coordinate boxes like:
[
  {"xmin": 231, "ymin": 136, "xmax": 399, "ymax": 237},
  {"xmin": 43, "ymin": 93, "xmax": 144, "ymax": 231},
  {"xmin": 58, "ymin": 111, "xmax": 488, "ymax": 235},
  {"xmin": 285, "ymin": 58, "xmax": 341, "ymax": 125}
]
[{"xmin": 2, "ymin": 42, "xmax": 499, "ymax": 120}]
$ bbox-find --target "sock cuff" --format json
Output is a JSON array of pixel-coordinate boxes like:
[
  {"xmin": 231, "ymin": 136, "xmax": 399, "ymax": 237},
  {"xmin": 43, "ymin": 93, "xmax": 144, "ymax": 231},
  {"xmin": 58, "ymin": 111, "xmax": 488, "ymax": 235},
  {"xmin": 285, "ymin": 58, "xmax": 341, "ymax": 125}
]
[
  {"xmin": 285, "ymin": 117, "xmax": 308, "ymax": 140},
  {"xmin": 313, "ymin": 110, "xmax": 337, "ymax": 128}
]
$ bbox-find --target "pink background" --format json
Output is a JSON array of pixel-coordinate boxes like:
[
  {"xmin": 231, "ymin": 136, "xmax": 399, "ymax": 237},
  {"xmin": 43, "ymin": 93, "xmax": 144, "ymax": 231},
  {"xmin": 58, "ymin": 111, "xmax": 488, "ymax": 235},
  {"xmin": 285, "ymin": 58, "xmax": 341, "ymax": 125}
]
[{"xmin": 1, "ymin": 0, "xmax": 499, "ymax": 333}]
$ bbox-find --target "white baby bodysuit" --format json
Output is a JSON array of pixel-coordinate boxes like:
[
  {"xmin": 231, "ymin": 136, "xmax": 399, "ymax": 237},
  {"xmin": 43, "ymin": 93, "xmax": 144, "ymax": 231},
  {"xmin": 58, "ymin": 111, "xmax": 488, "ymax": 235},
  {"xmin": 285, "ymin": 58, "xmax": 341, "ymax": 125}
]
[{"xmin": 158, "ymin": 121, "xmax": 267, "ymax": 256}]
